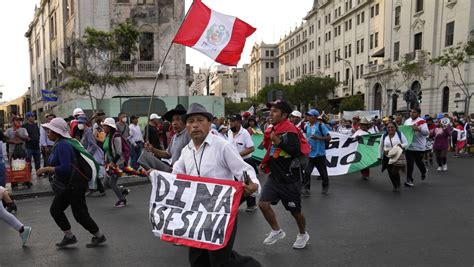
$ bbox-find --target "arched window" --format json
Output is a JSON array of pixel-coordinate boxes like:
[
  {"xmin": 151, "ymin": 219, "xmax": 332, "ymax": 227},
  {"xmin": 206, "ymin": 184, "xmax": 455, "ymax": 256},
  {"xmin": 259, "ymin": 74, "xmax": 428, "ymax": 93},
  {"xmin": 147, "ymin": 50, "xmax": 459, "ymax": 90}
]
[
  {"xmin": 373, "ymin": 83, "xmax": 382, "ymax": 110},
  {"xmin": 442, "ymin": 86, "xmax": 449, "ymax": 112},
  {"xmin": 392, "ymin": 94, "xmax": 398, "ymax": 115}
]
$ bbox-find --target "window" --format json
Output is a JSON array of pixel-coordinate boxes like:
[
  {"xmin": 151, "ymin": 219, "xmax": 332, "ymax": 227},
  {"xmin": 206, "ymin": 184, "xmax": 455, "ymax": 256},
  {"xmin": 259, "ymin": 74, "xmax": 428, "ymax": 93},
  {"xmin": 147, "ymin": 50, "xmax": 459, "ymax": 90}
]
[
  {"xmin": 357, "ymin": 40, "xmax": 360, "ymax": 54},
  {"xmin": 266, "ymin": 62, "xmax": 269, "ymax": 69},
  {"xmin": 35, "ymin": 38, "xmax": 40, "ymax": 58},
  {"xmin": 395, "ymin": 6, "xmax": 401, "ymax": 26},
  {"xmin": 375, "ymin": 4, "xmax": 380, "ymax": 16},
  {"xmin": 265, "ymin": 77, "xmax": 270, "ymax": 86},
  {"xmin": 345, "ymin": 45, "xmax": 348, "ymax": 58},
  {"xmin": 139, "ymin": 32, "xmax": 154, "ymax": 61},
  {"xmin": 356, "ymin": 65, "xmax": 360, "ymax": 79},
  {"xmin": 345, "ymin": 68, "xmax": 350, "ymax": 85},
  {"xmin": 360, "ymin": 64, "xmax": 363, "ymax": 77},
  {"xmin": 318, "ymin": 56, "xmax": 321, "ymax": 68},
  {"xmin": 270, "ymin": 77, "xmax": 275, "ymax": 84},
  {"xmin": 349, "ymin": 19, "xmax": 352, "ymax": 30},
  {"xmin": 50, "ymin": 13, "xmax": 56, "ymax": 39},
  {"xmin": 442, "ymin": 87, "xmax": 450, "ymax": 112},
  {"xmin": 360, "ymin": 38, "xmax": 364, "ymax": 53},
  {"xmin": 265, "ymin": 50, "xmax": 269, "ymax": 57},
  {"xmin": 318, "ymin": 20, "xmax": 321, "ymax": 29},
  {"xmin": 445, "ymin": 22, "xmax": 455, "ymax": 47},
  {"xmin": 394, "ymin": 41, "xmax": 400, "ymax": 61},
  {"xmin": 370, "ymin": 34, "xmax": 374, "ymax": 49},
  {"xmin": 361, "ymin": 11, "xmax": 365, "ymax": 23},
  {"xmin": 270, "ymin": 50, "xmax": 274, "ymax": 57},
  {"xmin": 414, "ymin": 32, "xmax": 423, "ymax": 51},
  {"xmin": 375, "ymin": 32, "xmax": 379, "ymax": 48},
  {"xmin": 348, "ymin": 44, "xmax": 352, "ymax": 57},
  {"xmin": 357, "ymin": 14, "xmax": 360, "ymax": 25},
  {"xmin": 416, "ymin": 0, "xmax": 423, "ymax": 12},
  {"xmin": 370, "ymin": 6, "xmax": 375, "ymax": 18},
  {"xmin": 116, "ymin": 0, "xmax": 130, "ymax": 3},
  {"xmin": 137, "ymin": 0, "xmax": 154, "ymax": 4}
]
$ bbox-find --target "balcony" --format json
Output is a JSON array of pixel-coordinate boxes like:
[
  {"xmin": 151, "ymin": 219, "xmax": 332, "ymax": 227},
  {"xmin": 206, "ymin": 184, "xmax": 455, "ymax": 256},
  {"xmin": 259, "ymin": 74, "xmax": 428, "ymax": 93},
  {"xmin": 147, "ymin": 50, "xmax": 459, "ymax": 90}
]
[{"xmin": 113, "ymin": 61, "xmax": 160, "ymax": 77}]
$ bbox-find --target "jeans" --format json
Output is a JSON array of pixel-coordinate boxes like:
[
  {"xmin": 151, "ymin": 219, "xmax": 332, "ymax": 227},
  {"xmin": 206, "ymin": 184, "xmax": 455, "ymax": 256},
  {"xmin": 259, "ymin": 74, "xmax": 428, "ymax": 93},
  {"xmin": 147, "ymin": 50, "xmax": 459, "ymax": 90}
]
[
  {"xmin": 26, "ymin": 148, "xmax": 41, "ymax": 171},
  {"xmin": 50, "ymin": 188, "xmax": 99, "ymax": 234},
  {"xmin": 130, "ymin": 142, "xmax": 143, "ymax": 170},
  {"xmin": 303, "ymin": 156, "xmax": 329, "ymax": 190},
  {"xmin": 405, "ymin": 150, "xmax": 427, "ymax": 182}
]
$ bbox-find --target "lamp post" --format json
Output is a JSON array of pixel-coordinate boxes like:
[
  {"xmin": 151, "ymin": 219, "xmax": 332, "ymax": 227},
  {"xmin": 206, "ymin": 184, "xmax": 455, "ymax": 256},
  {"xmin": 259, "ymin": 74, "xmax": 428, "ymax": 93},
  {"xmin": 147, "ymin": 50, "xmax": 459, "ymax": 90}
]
[{"xmin": 335, "ymin": 57, "xmax": 354, "ymax": 96}]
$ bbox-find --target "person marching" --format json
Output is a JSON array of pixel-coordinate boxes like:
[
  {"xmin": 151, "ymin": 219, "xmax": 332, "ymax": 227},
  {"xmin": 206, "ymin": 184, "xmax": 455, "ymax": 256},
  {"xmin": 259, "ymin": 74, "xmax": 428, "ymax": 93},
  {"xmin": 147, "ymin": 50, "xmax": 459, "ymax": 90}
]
[
  {"xmin": 403, "ymin": 108, "xmax": 429, "ymax": 187},
  {"xmin": 0, "ymin": 186, "xmax": 32, "ymax": 246},
  {"xmin": 258, "ymin": 100, "xmax": 310, "ymax": 249},
  {"xmin": 172, "ymin": 103, "xmax": 260, "ymax": 267},
  {"xmin": 228, "ymin": 114, "xmax": 258, "ymax": 212},
  {"xmin": 430, "ymin": 117, "xmax": 452, "ymax": 171},
  {"xmin": 37, "ymin": 118, "xmax": 106, "ymax": 248},
  {"xmin": 380, "ymin": 122, "xmax": 409, "ymax": 192},
  {"xmin": 353, "ymin": 118, "xmax": 372, "ymax": 180},
  {"xmin": 303, "ymin": 109, "xmax": 331, "ymax": 195}
]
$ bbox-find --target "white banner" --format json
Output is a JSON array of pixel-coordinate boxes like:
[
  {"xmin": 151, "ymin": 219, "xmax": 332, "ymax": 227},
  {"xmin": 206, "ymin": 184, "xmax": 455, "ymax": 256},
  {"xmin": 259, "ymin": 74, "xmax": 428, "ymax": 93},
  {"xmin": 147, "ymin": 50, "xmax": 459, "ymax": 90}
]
[{"xmin": 343, "ymin": 110, "xmax": 380, "ymax": 120}]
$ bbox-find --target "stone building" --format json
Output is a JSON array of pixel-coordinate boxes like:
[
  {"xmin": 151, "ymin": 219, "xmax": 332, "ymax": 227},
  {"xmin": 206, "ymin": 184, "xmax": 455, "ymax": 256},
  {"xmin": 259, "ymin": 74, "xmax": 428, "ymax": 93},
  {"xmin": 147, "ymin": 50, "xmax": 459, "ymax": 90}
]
[
  {"xmin": 211, "ymin": 67, "xmax": 249, "ymax": 103},
  {"xmin": 25, "ymin": 0, "xmax": 187, "ymax": 115},
  {"xmin": 247, "ymin": 42, "xmax": 280, "ymax": 97}
]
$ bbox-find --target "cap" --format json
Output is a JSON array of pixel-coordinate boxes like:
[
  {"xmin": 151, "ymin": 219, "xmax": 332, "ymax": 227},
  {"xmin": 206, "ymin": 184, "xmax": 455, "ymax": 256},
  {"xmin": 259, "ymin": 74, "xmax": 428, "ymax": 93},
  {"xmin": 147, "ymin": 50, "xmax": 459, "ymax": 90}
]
[
  {"xmin": 242, "ymin": 111, "xmax": 251, "ymax": 118},
  {"xmin": 150, "ymin": 113, "xmax": 161, "ymax": 120},
  {"xmin": 73, "ymin": 108, "xmax": 85, "ymax": 116},
  {"xmin": 291, "ymin": 111, "xmax": 302, "ymax": 118},
  {"xmin": 266, "ymin": 100, "xmax": 292, "ymax": 114},
  {"xmin": 25, "ymin": 111, "xmax": 35, "ymax": 118},
  {"xmin": 306, "ymin": 109, "xmax": 320, "ymax": 117},
  {"xmin": 229, "ymin": 114, "xmax": 242, "ymax": 121},
  {"xmin": 77, "ymin": 115, "xmax": 88, "ymax": 124}
]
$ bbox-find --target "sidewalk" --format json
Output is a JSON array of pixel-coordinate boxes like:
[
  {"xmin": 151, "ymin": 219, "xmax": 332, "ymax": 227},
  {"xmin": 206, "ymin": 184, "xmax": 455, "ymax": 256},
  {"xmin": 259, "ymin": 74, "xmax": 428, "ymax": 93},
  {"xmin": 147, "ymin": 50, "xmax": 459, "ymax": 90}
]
[{"xmin": 8, "ymin": 170, "xmax": 150, "ymax": 200}]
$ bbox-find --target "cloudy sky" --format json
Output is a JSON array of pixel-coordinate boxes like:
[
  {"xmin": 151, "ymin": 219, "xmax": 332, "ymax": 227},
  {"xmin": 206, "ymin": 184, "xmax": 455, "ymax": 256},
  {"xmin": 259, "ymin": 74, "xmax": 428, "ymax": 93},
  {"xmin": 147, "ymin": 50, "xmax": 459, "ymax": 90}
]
[{"xmin": 0, "ymin": 0, "xmax": 312, "ymax": 101}]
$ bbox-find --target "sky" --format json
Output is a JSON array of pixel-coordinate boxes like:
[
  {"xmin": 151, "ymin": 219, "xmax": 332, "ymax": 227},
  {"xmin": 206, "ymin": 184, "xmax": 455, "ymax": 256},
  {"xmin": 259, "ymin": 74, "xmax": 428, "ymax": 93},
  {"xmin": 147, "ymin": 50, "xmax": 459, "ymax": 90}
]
[{"xmin": 0, "ymin": 0, "xmax": 313, "ymax": 102}]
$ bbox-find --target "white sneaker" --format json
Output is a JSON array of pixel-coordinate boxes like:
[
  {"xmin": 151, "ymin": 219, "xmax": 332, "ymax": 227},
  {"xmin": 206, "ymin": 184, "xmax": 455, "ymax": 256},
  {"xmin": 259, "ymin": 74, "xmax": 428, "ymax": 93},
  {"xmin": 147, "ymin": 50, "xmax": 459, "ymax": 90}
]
[
  {"xmin": 263, "ymin": 230, "xmax": 286, "ymax": 245},
  {"xmin": 437, "ymin": 166, "xmax": 442, "ymax": 171},
  {"xmin": 293, "ymin": 232, "xmax": 310, "ymax": 249},
  {"xmin": 442, "ymin": 164, "xmax": 448, "ymax": 171}
]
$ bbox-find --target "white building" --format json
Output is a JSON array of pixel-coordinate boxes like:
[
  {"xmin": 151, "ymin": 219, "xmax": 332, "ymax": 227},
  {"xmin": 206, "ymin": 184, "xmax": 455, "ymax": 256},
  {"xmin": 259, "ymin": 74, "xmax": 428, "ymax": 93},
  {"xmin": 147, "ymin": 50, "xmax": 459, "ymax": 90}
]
[
  {"xmin": 211, "ymin": 67, "xmax": 249, "ymax": 103},
  {"xmin": 25, "ymin": 0, "xmax": 187, "ymax": 115},
  {"xmin": 365, "ymin": 0, "xmax": 474, "ymax": 115},
  {"xmin": 247, "ymin": 42, "xmax": 280, "ymax": 98}
]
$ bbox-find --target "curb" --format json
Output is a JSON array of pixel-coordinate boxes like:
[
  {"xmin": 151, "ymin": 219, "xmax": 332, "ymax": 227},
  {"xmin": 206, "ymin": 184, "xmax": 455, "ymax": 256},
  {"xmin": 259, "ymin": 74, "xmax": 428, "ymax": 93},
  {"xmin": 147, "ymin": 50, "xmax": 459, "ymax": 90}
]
[{"xmin": 11, "ymin": 178, "xmax": 151, "ymax": 200}]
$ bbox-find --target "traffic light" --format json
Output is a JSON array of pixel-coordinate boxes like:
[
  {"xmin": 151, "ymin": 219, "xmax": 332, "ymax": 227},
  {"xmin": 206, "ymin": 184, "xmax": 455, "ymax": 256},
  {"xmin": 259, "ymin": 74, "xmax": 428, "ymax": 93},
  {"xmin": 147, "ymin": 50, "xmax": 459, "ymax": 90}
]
[
  {"xmin": 417, "ymin": 90, "xmax": 422, "ymax": 103},
  {"xmin": 404, "ymin": 91, "xmax": 410, "ymax": 102}
]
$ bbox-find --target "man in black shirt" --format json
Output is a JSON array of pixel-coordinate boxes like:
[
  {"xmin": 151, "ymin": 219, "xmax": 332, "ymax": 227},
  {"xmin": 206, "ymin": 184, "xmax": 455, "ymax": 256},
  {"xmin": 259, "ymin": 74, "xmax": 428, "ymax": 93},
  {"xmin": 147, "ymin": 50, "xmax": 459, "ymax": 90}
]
[
  {"xmin": 258, "ymin": 100, "xmax": 310, "ymax": 249},
  {"xmin": 22, "ymin": 112, "xmax": 41, "ymax": 173}
]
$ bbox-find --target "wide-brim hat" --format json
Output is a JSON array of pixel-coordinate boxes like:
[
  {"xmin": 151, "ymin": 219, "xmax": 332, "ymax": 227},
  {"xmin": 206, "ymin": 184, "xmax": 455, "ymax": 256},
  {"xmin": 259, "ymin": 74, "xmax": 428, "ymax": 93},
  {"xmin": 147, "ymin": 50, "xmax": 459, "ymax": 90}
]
[
  {"xmin": 387, "ymin": 145, "xmax": 403, "ymax": 165},
  {"xmin": 183, "ymin": 103, "xmax": 213, "ymax": 122},
  {"xmin": 102, "ymin": 117, "xmax": 117, "ymax": 129},
  {"xmin": 164, "ymin": 104, "xmax": 187, "ymax": 122},
  {"xmin": 41, "ymin": 117, "xmax": 71, "ymax": 139},
  {"xmin": 360, "ymin": 118, "xmax": 371, "ymax": 125}
]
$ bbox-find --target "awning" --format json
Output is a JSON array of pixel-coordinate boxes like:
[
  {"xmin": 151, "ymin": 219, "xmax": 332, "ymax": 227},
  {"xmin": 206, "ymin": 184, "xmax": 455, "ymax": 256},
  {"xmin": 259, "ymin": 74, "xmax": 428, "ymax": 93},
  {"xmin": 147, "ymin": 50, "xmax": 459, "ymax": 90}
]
[{"xmin": 371, "ymin": 48, "xmax": 385, "ymax": 58}]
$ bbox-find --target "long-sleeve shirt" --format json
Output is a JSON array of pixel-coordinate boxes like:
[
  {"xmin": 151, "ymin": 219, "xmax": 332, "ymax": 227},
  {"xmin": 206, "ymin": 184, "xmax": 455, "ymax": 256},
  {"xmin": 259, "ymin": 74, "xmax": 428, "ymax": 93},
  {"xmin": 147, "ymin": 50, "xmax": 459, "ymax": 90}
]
[
  {"xmin": 404, "ymin": 117, "xmax": 429, "ymax": 151},
  {"xmin": 129, "ymin": 124, "xmax": 144, "ymax": 145},
  {"xmin": 49, "ymin": 138, "xmax": 88, "ymax": 190},
  {"xmin": 172, "ymin": 133, "xmax": 260, "ymax": 196},
  {"xmin": 40, "ymin": 126, "xmax": 55, "ymax": 147},
  {"xmin": 431, "ymin": 126, "xmax": 452, "ymax": 151}
]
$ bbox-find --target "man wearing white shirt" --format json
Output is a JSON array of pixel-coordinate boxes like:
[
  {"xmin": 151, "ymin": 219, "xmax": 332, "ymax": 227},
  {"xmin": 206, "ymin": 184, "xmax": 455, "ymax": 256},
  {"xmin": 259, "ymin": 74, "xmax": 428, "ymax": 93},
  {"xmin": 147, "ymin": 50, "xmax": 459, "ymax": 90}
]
[
  {"xmin": 228, "ymin": 114, "xmax": 258, "ymax": 212},
  {"xmin": 403, "ymin": 108, "xmax": 429, "ymax": 187},
  {"xmin": 172, "ymin": 103, "xmax": 260, "ymax": 267},
  {"xmin": 128, "ymin": 115, "xmax": 144, "ymax": 170}
]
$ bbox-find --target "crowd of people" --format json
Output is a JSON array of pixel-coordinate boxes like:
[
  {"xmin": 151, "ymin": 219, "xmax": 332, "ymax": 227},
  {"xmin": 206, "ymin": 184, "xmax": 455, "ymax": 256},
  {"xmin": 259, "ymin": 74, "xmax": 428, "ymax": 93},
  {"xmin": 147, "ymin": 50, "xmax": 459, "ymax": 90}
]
[{"xmin": 0, "ymin": 100, "xmax": 473, "ymax": 266}]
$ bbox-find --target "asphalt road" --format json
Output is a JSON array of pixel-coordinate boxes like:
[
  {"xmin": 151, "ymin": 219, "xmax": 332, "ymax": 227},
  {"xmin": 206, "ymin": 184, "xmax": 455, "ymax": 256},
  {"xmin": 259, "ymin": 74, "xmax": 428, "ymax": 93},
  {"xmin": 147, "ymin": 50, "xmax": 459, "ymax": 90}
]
[{"xmin": 1, "ymin": 154, "xmax": 474, "ymax": 267}]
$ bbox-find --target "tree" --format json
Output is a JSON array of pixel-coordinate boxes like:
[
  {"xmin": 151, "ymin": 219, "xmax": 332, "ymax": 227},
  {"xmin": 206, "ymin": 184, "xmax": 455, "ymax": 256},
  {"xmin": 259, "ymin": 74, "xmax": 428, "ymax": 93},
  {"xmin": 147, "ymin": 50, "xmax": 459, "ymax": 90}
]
[
  {"xmin": 339, "ymin": 95, "xmax": 365, "ymax": 112},
  {"xmin": 431, "ymin": 40, "xmax": 474, "ymax": 114},
  {"xmin": 255, "ymin": 83, "xmax": 293, "ymax": 105},
  {"xmin": 61, "ymin": 23, "xmax": 140, "ymax": 113},
  {"xmin": 292, "ymin": 75, "xmax": 339, "ymax": 113},
  {"xmin": 224, "ymin": 98, "xmax": 252, "ymax": 116}
]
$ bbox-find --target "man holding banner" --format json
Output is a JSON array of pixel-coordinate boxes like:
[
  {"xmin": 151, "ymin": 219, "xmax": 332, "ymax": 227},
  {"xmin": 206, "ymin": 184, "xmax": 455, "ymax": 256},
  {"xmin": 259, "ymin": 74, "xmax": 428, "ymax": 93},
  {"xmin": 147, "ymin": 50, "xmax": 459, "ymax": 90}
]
[
  {"xmin": 171, "ymin": 103, "xmax": 261, "ymax": 267},
  {"xmin": 403, "ymin": 108, "xmax": 429, "ymax": 187}
]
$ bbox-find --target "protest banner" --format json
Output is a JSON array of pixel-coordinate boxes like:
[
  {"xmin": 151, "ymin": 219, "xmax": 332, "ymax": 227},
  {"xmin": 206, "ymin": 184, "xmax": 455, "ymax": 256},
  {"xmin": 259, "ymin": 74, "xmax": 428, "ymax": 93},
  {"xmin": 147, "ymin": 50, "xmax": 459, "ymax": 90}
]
[
  {"xmin": 343, "ymin": 110, "xmax": 380, "ymax": 120},
  {"xmin": 149, "ymin": 171, "xmax": 244, "ymax": 250},
  {"xmin": 252, "ymin": 126, "xmax": 414, "ymax": 176}
]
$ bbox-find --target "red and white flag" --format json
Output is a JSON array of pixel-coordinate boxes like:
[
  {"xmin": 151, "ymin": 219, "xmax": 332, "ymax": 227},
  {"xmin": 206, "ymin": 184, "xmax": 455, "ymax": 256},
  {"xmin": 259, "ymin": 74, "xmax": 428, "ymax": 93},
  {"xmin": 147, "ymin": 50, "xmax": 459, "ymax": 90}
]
[{"xmin": 173, "ymin": 0, "xmax": 256, "ymax": 66}]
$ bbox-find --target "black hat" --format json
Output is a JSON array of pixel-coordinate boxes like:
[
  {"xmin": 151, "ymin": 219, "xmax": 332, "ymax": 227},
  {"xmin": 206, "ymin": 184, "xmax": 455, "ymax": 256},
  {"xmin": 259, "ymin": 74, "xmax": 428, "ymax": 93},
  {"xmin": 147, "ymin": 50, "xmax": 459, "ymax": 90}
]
[
  {"xmin": 266, "ymin": 100, "xmax": 292, "ymax": 115},
  {"xmin": 164, "ymin": 104, "xmax": 187, "ymax": 122},
  {"xmin": 229, "ymin": 114, "xmax": 242, "ymax": 121},
  {"xmin": 183, "ymin": 103, "xmax": 213, "ymax": 122}
]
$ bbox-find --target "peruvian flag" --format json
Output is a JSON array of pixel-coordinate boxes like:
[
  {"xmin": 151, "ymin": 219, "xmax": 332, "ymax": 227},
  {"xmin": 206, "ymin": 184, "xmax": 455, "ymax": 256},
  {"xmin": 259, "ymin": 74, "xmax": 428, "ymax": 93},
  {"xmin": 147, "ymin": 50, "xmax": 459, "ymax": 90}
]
[{"xmin": 173, "ymin": 0, "xmax": 256, "ymax": 66}]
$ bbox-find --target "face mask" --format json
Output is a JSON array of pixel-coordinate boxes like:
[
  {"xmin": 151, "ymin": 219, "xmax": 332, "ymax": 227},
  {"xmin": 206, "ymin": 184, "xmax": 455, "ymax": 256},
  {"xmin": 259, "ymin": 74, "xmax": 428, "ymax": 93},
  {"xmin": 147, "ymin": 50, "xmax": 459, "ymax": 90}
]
[
  {"xmin": 122, "ymin": 117, "xmax": 127, "ymax": 123},
  {"xmin": 78, "ymin": 124, "xmax": 85, "ymax": 130}
]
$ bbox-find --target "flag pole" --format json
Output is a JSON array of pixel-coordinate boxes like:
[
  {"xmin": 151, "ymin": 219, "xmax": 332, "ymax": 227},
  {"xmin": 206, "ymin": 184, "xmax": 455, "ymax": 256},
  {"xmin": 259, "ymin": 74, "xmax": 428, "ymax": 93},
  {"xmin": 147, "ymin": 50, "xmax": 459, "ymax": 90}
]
[{"xmin": 145, "ymin": 1, "xmax": 194, "ymax": 142}]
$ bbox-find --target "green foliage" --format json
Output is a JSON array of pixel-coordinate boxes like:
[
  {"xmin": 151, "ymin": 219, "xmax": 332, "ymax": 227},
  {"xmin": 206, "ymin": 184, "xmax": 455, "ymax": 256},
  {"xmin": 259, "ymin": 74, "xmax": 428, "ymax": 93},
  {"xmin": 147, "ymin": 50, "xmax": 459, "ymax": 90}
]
[
  {"xmin": 397, "ymin": 50, "xmax": 431, "ymax": 84},
  {"xmin": 339, "ymin": 95, "xmax": 365, "ymax": 112},
  {"xmin": 61, "ymin": 22, "xmax": 140, "ymax": 112},
  {"xmin": 224, "ymin": 98, "xmax": 252, "ymax": 116},
  {"xmin": 292, "ymin": 75, "xmax": 339, "ymax": 112},
  {"xmin": 256, "ymin": 83, "xmax": 293, "ymax": 104}
]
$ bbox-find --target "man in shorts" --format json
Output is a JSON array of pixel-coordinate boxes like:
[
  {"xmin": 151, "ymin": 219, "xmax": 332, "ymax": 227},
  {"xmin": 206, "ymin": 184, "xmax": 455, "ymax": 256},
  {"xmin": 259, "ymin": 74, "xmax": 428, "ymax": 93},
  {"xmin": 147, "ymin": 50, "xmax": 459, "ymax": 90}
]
[{"xmin": 258, "ymin": 100, "xmax": 310, "ymax": 249}]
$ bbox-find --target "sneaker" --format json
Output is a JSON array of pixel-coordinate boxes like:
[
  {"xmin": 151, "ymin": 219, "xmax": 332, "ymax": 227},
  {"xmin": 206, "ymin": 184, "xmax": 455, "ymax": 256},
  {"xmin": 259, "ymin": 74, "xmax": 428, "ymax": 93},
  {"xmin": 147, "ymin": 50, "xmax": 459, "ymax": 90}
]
[
  {"xmin": 442, "ymin": 164, "xmax": 448, "ymax": 171},
  {"xmin": 404, "ymin": 181, "xmax": 414, "ymax": 187},
  {"xmin": 56, "ymin": 235, "xmax": 78, "ymax": 248},
  {"xmin": 245, "ymin": 205, "xmax": 258, "ymax": 212},
  {"xmin": 293, "ymin": 232, "xmax": 310, "ymax": 249},
  {"xmin": 20, "ymin": 226, "xmax": 32, "ymax": 247},
  {"xmin": 6, "ymin": 203, "xmax": 17, "ymax": 214},
  {"xmin": 321, "ymin": 186, "xmax": 329, "ymax": 195},
  {"xmin": 437, "ymin": 166, "xmax": 442, "ymax": 171},
  {"xmin": 86, "ymin": 235, "xmax": 106, "ymax": 248},
  {"xmin": 263, "ymin": 230, "xmax": 286, "ymax": 245},
  {"xmin": 301, "ymin": 188, "xmax": 311, "ymax": 197},
  {"xmin": 114, "ymin": 200, "xmax": 127, "ymax": 208},
  {"xmin": 121, "ymin": 187, "xmax": 130, "ymax": 196}
]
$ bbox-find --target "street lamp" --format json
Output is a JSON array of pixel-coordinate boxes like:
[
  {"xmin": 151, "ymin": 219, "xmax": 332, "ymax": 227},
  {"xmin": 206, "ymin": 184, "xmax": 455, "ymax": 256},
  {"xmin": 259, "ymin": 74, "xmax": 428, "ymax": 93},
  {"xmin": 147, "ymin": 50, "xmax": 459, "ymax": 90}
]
[{"xmin": 335, "ymin": 57, "xmax": 354, "ymax": 96}]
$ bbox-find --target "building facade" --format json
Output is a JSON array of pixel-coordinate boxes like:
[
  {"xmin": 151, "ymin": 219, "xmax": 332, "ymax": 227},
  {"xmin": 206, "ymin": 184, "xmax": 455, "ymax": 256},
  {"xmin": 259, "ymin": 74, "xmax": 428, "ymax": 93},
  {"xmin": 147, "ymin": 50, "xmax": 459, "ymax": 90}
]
[
  {"xmin": 25, "ymin": 0, "xmax": 187, "ymax": 115},
  {"xmin": 365, "ymin": 0, "xmax": 474, "ymax": 115},
  {"xmin": 247, "ymin": 42, "xmax": 280, "ymax": 98},
  {"xmin": 211, "ymin": 67, "xmax": 249, "ymax": 103}
]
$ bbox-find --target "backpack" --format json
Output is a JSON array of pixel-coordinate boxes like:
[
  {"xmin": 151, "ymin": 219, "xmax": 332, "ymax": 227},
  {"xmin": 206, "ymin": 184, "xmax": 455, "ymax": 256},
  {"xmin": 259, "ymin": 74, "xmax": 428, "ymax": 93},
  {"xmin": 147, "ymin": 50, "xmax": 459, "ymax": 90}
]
[
  {"xmin": 64, "ymin": 138, "xmax": 100, "ymax": 183},
  {"xmin": 112, "ymin": 131, "xmax": 131, "ymax": 163}
]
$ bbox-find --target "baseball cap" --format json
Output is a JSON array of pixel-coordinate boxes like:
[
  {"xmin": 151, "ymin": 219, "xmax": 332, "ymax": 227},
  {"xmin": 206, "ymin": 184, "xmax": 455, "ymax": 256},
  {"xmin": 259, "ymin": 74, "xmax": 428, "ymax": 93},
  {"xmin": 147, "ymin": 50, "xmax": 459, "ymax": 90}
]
[
  {"xmin": 73, "ymin": 108, "xmax": 85, "ymax": 116},
  {"xmin": 306, "ymin": 109, "xmax": 320, "ymax": 117},
  {"xmin": 291, "ymin": 111, "xmax": 302, "ymax": 118},
  {"xmin": 150, "ymin": 113, "xmax": 161, "ymax": 120},
  {"xmin": 229, "ymin": 114, "xmax": 242, "ymax": 121},
  {"xmin": 26, "ymin": 111, "xmax": 35, "ymax": 118}
]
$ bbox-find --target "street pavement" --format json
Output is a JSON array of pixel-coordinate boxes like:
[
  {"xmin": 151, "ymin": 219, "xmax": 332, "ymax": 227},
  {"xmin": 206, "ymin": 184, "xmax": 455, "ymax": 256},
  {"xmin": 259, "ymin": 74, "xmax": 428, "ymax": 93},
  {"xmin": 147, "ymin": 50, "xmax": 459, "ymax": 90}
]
[{"xmin": 1, "ymin": 153, "xmax": 474, "ymax": 267}]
